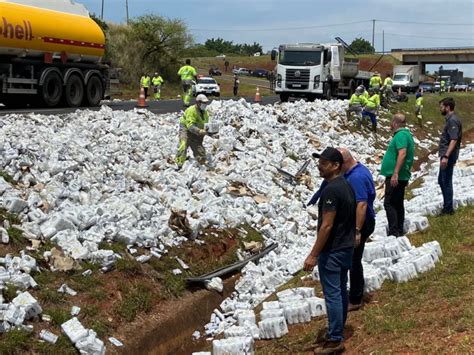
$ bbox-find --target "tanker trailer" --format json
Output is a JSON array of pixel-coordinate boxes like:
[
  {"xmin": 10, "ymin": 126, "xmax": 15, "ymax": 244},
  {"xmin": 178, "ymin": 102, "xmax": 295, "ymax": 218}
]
[{"xmin": 0, "ymin": 0, "xmax": 109, "ymax": 107}]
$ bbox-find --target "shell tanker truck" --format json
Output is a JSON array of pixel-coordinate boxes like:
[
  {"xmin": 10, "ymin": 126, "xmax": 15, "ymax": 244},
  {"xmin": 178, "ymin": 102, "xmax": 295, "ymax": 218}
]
[
  {"xmin": 271, "ymin": 43, "xmax": 373, "ymax": 102},
  {"xmin": 0, "ymin": 0, "xmax": 111, "ymax": 108}
]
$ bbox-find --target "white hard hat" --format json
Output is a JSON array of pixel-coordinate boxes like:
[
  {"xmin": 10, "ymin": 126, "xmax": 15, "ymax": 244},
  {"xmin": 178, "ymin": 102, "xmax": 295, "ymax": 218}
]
[{"xmin": 196, "ymin": 94, "xmax": 209, "ymax": 103}]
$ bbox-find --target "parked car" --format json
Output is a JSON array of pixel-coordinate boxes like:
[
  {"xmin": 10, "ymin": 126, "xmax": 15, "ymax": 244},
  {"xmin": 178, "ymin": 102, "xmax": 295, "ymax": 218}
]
[
  {"xmin": 251, "ymin": 68, "xmax": 269, "ymax": 78},
  {"xmin": 434, "ymin": 81, "xmax": 440, "ymax": 92},
  {"xmin": 454, "ymin": 82, "xmax": 469, "ymax": 91},
  {"xmin": 215, "ymin": 54, "xmax": 226, "ymax": 58},
  {"xmin": 469, "ymin": 83, "xmax": 474, "ymax": 91},
  {"xmin": 419, "ymin": 82, "xmax": 435, "ymax": 93},
  {"xmin": 208, "ymin": 65, "xmax": 222, "ymax": 76},
  {"xmin": 232, "ymin": 67, "xmax": 251, "ymax": 75},
  {"xmin": 192, "ymin": 76, "xmax": 220, "ymax": 97}
]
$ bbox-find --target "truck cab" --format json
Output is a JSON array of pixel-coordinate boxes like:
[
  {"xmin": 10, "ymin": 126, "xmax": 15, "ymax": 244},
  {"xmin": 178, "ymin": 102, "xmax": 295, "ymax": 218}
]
[{"xmin": 271, "ymin": 43, "xmax": 370, "ymax": 102}]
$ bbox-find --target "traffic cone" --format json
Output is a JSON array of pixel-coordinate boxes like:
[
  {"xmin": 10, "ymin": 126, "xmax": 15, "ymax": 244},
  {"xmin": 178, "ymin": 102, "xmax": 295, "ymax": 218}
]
[
  {"xmin": 254, "ymin": 87, "xmax": 262, "ymax": 103},
  {"xmin": 136, "ymin": 87, "xmax": 148, "ymax": 108}
]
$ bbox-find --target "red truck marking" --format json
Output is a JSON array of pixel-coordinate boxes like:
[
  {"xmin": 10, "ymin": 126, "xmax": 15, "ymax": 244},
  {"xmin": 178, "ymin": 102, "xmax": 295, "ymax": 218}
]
[
  {"xmin": 43, "ymin": 37, "xmax": 105, "ymax": 49},
  {"xmin": 0, "ymin": 17, "xmax": 33, "ymax": 40}
]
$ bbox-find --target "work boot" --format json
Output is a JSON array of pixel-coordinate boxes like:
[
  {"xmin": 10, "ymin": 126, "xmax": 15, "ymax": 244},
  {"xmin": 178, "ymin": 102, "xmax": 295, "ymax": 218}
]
[
  {"xmin": 348, "ymin": 302, "xmax": 362, "ymax": 312},
  {"xmin": 314, "ymin": 340, "xmax": 345, "ymax": 354},
  {"xmin": 371, "ymin": 123, "xmax": 377, "ymax": 133}
]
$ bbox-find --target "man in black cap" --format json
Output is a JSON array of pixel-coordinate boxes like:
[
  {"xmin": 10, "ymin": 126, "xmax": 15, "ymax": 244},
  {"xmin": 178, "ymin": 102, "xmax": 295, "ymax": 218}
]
[{"xmin": 304, "ymin": 147, "xmax": 356, "ymax": 354}]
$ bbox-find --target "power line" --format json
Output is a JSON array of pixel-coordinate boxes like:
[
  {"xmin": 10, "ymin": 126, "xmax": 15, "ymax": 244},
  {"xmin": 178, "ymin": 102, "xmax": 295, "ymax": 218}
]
[
  {"xmin": 376, "ymin": 19, "xmax": 474, "ymax": 26},
  {"xmin": 382, "ymin": 32, "xmax": 474, "ymax": 41},
  {"xmin": 189, "ymin": 20, "xmax": 370, "ymax": 32}
]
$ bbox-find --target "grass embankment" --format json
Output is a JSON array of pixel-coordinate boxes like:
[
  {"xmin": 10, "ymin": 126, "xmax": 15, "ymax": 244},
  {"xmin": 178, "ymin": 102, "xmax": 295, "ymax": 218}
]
[{"xmin": 0, "ymin": 220, "xmax": 264, "ymax": 353}]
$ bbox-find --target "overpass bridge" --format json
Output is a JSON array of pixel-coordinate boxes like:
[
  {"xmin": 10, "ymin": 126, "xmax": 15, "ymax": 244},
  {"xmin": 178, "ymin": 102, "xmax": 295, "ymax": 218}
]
[{"xmin": 391, "ymin": 47, "xmax": 474, "ymax": 74}]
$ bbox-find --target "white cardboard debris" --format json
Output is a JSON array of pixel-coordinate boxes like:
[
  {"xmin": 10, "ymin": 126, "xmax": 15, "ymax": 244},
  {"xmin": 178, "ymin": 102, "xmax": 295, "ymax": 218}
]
[{"xmin": 0, "ymin": 100, "xmax": 473, "ymax": 343}]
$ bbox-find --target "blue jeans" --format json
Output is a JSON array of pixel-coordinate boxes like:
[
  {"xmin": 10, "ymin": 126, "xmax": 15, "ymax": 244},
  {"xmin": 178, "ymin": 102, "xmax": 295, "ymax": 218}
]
[
  {"xmin": 318, "ymin": 247, "xmax": 354, "ymax": 342},
  {"xmin": 361, "ymin": 110, "xmax": 377, "ymax": 126},
  {"xmin": 438, "ymin": 156, "xmax": 457, "ymax": 212}
]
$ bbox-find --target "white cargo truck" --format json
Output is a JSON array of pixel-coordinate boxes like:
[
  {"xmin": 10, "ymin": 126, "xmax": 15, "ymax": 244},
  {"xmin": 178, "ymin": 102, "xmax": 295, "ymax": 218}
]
[
  {"xmin": 392, "ymin": 65, "xmax": 421, "ymax": 93},
  {"xmin": 271, "ymin": 43, "xmax": 372, "ymax": 102}
]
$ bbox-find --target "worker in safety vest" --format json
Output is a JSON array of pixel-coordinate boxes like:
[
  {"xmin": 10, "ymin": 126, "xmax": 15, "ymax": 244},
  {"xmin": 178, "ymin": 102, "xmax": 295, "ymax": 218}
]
[
  {"xmin": 177, "ymin": 59, "xmax": 197, "ymax": 107},
  {"xmin": 362, "ymin": 88, "xmax": 380, "ymax": 133},
  {"xmin": 440, "ymin": 80, "xmax": 446, "ymax": 95},
  {"xmin": 369, "ymin": 71, "xmax": 383, "ymax": 92},
  {"xmin": 140, "ymin": 73, "xmax": 151, "ymax": 98},
  {"xmin": 347, "ymin": 86, "xmax": 368, "ymax": 128},
  {"xmin": 175, "ymin": 94, "xmax": 211, "ymax": 170},
  {"xmin": 152, "ymin": 73, "xmax": 164, "ymax": 100},
  {"xmin": 415, "ymin": 91, "xmax": 424, "ymax": 127}
]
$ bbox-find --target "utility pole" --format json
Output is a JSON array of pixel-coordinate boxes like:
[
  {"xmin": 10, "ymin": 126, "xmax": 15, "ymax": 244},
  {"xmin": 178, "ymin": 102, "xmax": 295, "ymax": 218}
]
[
  {"xmin": 372, "ymin": 19, "xmax": 375, "ymax": 50},
  {"xmin": 382, "ymin": 30, "xmax": 385, "ymax": 54},
  {"xmin": 101, "ymin": 0, "xmax": 104, "ymax": 19},
  {"xmin": 125, "ymin": 0, "xmax": 129, "ymax": 25}
]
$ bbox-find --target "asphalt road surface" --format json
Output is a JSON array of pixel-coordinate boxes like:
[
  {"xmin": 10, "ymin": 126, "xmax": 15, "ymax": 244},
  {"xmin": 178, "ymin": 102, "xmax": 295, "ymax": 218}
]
[{"xmin": 0, "ymin": 95, "xmax": 280, "ymax": 116}]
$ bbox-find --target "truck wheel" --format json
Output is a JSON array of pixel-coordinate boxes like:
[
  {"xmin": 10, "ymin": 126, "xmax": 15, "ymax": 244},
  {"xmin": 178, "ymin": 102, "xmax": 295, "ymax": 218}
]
[
  {"xmin": 280, "ymin": 93, "xmax": 289, "ymax": 102},
  {"xmin": 40, "ymin": 71, "xmax": 63, "ymax": 107},
  {"xmin": 85, "ymin": 76, "xmax": 104, "ymax": 106},
  {"xmin": 64, "ymin": 74, "xmax": 84, "ymax": 107}
]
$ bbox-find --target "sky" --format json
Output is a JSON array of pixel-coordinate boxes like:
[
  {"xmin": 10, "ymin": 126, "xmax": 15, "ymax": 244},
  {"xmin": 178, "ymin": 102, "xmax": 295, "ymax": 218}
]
[{"xmin": 80, "ymin": 0, "xmax": 474, "ymax": 77}]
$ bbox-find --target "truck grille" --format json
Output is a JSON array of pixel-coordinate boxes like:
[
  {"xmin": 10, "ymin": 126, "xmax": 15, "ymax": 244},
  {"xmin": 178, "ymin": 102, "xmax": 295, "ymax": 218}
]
[{"xmin": 285, "ymin": 69, "xmax": 310, "ymax": 89}]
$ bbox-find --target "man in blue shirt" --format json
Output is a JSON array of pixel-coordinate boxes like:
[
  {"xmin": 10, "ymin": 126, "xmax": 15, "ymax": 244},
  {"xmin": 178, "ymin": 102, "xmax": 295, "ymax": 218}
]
[
  {"xmin": 307, "ymin": 148, "xmax": 376, "ymax": 312},
  {"xmin": 338, "ymin": 148, "xmax": 376, "ymax": 311}
]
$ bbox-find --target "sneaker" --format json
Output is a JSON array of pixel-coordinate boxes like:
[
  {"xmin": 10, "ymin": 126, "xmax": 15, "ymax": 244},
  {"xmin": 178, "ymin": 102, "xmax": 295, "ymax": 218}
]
[
  {"xmin": 348, "ymin": 302, "xmax": 362, "ymax": 312},
  {"xmin": 174, "ymin": 165, "xmax": 182, "ymax": 171},
  {"xmin": 314, "ymin": 340, "xmax": 345, "ymax": 354}
]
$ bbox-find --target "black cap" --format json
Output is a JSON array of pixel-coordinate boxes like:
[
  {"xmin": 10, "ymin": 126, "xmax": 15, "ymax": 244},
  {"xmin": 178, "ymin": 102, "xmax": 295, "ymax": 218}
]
[{"xmin": 312, "ymin": 147, "xmax": 343, "ymax": 166}]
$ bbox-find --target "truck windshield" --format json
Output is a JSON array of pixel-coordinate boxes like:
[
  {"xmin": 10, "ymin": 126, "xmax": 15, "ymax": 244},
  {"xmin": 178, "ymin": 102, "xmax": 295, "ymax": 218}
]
[
  {"xmin": 393, "ymin": 74, "xmax": 409, "ymax": 81},
  {"xmin": 279, "ymin": 51, "xmax": 321, "ymax": 66}
]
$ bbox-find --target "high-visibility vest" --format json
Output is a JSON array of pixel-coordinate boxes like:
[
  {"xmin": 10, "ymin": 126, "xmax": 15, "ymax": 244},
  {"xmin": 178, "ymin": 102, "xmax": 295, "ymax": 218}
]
[
  {"xmin": 140, "ymin": 76, "xmax": 151, "ymax": 88},
  {"xmin": 384, "ymin": 77, "xmax": 393, "ymax": 87},
  {"xmin": 179, "ymin": 105, "xmax": 209, "ymax": 130},
  {"xmin": 177, "ymin": 65, "xmax": 197, "ymax": 81},
  {"xmin": 349, "ymin": 94, "xmax": 367, "ymax": 105},
  {"xmin": 152, "ymin": 76, "xmax": 164, "ymax": 86}
]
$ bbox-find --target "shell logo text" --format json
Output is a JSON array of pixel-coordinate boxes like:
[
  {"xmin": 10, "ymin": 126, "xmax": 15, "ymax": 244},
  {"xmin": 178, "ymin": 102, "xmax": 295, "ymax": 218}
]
[{"xmin": 0, "ymin": 17, "xmax": 33, "ymax": 41}]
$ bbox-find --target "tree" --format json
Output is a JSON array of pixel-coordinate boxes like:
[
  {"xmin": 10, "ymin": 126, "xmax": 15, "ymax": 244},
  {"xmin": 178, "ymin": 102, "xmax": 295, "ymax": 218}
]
[
  {"xmin": 130, "ymin": 15, "xmax": 192, "ymax": 74},
  {"xmin": 105, "ymin": 15, "xmax": 192, "ymax": 84},
  {"xmin": 349, "ymin": 37, "xmax": 374, "ymax": 54},
  {"xmin": 204, "ymin": 37, "xmax": 263, "ymax": 55}
]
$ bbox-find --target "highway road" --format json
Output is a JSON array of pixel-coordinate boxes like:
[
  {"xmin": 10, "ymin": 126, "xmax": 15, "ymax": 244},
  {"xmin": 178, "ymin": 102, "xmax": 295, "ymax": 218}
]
[{"xmin": 0, "ymin": 95, "xmax": 280, "ymax": 116}]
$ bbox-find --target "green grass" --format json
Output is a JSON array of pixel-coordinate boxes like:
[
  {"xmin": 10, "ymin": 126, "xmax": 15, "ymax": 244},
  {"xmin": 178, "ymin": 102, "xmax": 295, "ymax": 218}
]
[
  {"xmin": 0, "ymin": 328, "xmax": 32, "ymax": 354},
  {"xmin": 37, "ymin": 288, "xmax": 65, "ymax": 304},
  {"xmin": 2, "ymin": 284, "xmax": 19, "ymax": 303},
  {"xmin": 0, "ymin": 170, "xmax": 15, "ymax": 184},
  {"xmin": 48, "ymin": 308, "xmax": 71, "ymax": 326},
  {"xmin": 115, "ymin": 283, "xmax": 153, "ymax": 322},
  {"xmin": 114, "ymin": 256, "xmax": 144, "ymax": 276}
]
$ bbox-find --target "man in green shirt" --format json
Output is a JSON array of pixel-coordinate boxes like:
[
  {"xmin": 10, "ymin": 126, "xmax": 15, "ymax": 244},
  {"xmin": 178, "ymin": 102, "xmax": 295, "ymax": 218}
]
[
  {"xmin": 177, "ymin": 59, "xmax": 197, "ymax": 107},
  {"xmin": 380, "ymin": 113, "xmax": 415, "ymax": 236}
]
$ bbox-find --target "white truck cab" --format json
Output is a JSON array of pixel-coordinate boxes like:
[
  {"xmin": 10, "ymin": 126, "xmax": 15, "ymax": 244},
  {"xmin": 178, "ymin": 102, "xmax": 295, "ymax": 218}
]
[{"xmin": 271, "ymin": 43, "xmax": 371, "ymax": 102}]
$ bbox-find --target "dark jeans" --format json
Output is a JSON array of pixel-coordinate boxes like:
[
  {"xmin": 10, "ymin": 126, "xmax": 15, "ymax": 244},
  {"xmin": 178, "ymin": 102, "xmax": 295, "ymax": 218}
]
[
  {"xmin": 384, "ymin": 177, "xmax": 408, "ymax": 236},
  {"xmin": 438, "ymin": 156, "xmax": 457, "ymax": 212},
  {"xmin": 143, "ymin": 87, "xmax": 148, "ymax": 98},
  {"xmin": 318, "ymin": 247, "xmax": 354, "ymax": 342},
  {"xmin": 349, "ymin": 217, "xmax": 376, "ymax": 305},
  {"xmin": 233, "ymin": 86, "xmax": 238, "ymax": 96}
]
